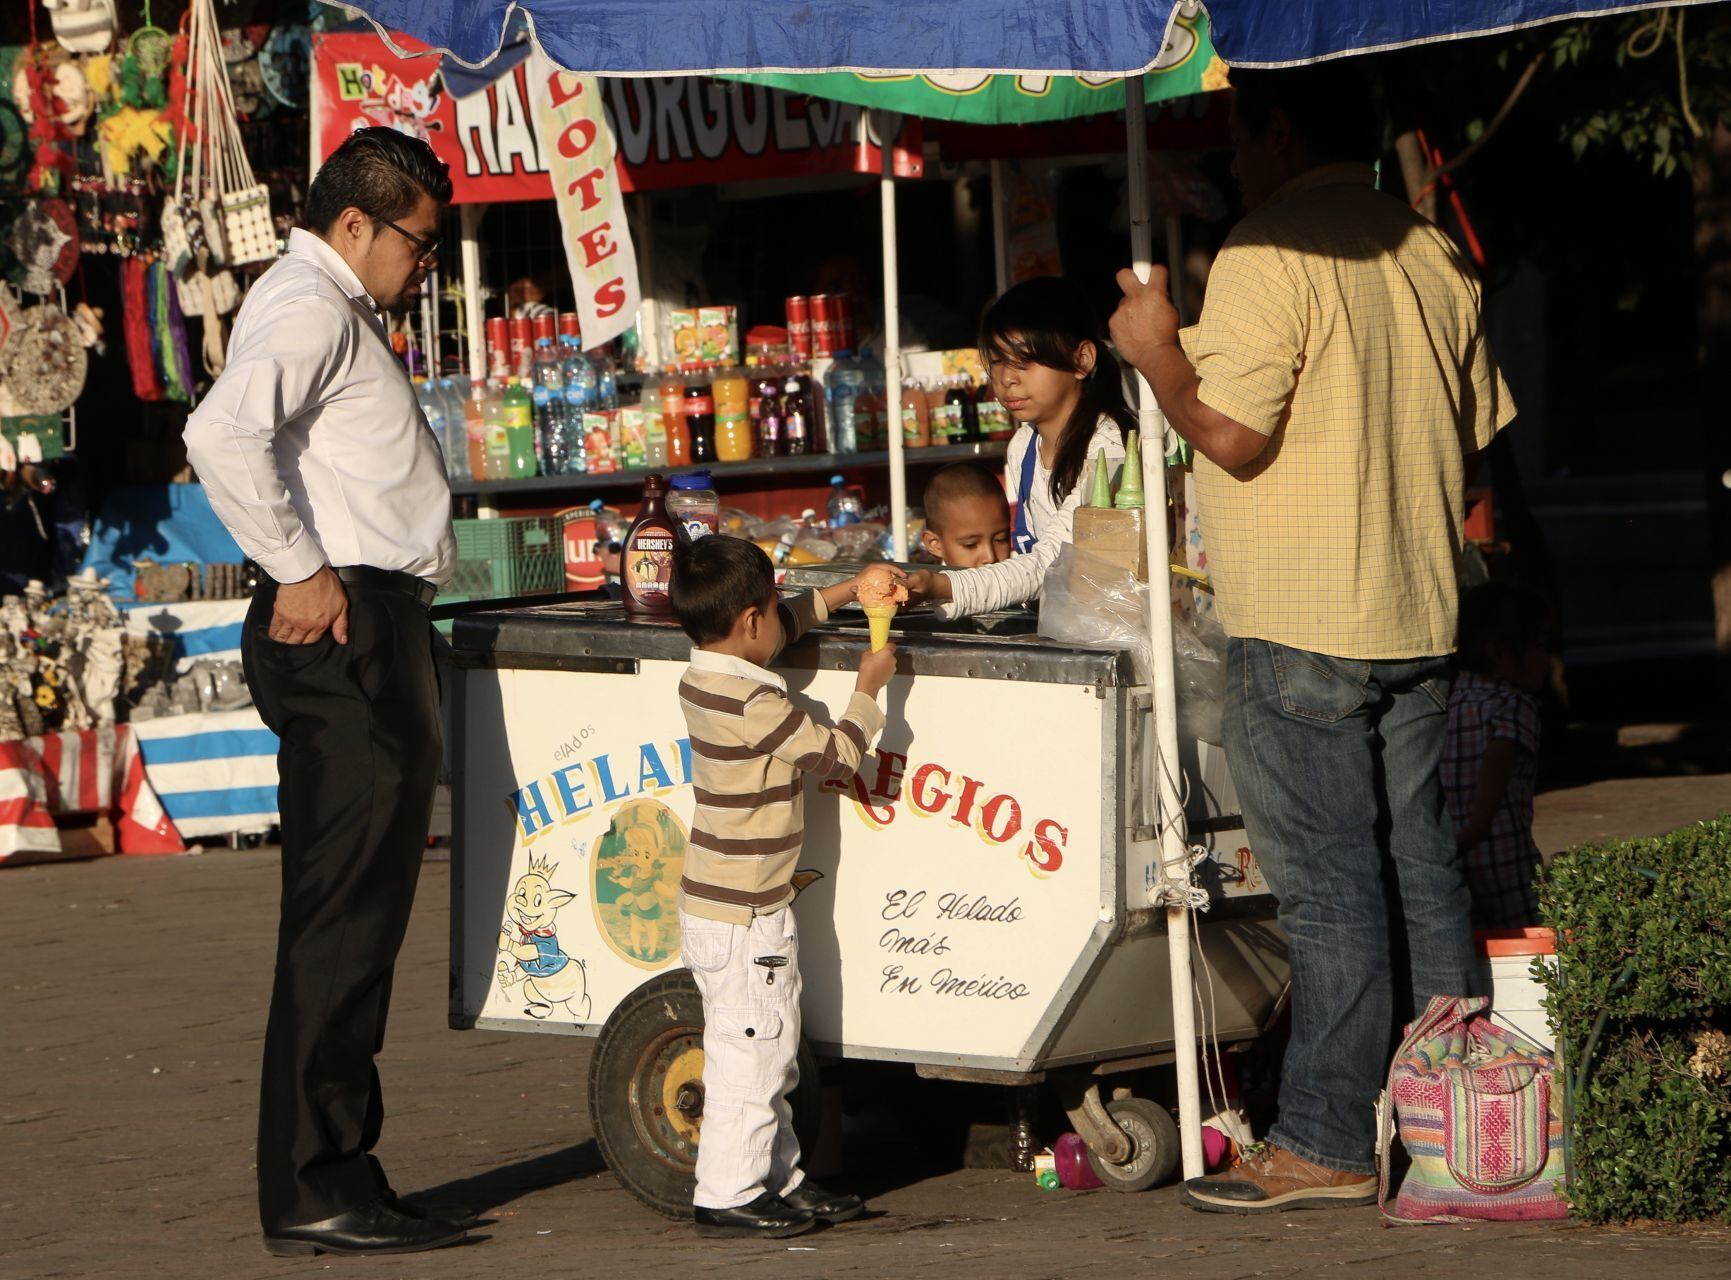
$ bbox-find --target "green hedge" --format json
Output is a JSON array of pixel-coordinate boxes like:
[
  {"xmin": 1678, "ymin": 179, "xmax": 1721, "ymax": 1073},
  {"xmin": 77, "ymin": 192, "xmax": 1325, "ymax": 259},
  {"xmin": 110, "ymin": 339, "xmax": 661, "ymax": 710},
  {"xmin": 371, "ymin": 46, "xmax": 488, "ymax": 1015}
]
[{"xmin": 1538, "ymin": 815, "xmax": 1731, "ymax": 1222}]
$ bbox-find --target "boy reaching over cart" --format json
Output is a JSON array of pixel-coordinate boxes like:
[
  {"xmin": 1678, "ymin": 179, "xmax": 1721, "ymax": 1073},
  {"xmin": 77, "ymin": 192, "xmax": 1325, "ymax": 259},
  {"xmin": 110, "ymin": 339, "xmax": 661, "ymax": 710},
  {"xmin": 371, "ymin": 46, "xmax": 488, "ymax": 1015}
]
[
  {"xmin": 919, "ymin": 462, "xmax": 1012, "ymax": 568},
  {"xmin": 668, "ymin": 537, "xmax": 900, "ymax": 1239}
]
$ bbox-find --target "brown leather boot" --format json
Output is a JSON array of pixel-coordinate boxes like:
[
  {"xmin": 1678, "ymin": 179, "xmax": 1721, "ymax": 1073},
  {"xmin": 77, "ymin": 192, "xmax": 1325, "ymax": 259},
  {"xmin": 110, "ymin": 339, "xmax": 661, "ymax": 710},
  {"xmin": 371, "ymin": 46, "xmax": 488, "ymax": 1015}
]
[{"xmin": 1183, "ymin": 1142, "xmax": 1377, "ymax": 1214}]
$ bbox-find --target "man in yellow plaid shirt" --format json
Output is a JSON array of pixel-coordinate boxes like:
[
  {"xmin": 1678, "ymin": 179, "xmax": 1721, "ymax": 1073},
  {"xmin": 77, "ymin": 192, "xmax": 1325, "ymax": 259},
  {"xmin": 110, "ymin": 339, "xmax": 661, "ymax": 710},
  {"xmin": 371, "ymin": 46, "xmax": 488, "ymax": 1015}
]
[{"xmin": 1112, "ymin": 63, "xmax": 1515, "ymax": 1214}]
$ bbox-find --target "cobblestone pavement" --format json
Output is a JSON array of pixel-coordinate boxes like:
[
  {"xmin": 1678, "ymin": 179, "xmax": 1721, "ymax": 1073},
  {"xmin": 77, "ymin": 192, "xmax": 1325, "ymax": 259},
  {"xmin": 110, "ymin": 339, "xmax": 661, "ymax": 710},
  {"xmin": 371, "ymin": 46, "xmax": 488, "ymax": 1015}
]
[{"xmin": 4, "ymin": 773, "xmax": 1729, "ymax": 1280}]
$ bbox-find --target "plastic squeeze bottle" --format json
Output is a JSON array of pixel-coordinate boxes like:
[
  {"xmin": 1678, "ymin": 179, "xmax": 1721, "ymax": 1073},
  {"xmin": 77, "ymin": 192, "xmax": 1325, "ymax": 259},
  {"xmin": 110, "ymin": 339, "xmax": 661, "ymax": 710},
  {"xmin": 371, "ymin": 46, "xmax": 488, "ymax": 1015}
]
[{"xmin": 621, "ymin": 474, "xmax": 679, "ymax": 620}]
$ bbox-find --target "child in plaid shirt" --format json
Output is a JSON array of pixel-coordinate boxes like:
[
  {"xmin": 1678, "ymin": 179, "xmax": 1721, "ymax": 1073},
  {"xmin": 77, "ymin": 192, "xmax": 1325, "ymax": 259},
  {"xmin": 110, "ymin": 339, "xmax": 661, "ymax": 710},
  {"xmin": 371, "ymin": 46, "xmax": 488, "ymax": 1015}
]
[{"xmin": 1442, "ymin": 583, "xmax": 1553, "ymax": 930}]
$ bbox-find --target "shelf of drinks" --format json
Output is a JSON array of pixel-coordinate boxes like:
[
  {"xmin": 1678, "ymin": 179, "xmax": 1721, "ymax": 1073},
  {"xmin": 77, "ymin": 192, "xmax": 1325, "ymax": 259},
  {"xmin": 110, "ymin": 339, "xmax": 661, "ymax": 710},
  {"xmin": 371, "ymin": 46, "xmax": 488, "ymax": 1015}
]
[{"xmin": 448, "ymin": 440, "xmax": 1010, "ymax": 499}]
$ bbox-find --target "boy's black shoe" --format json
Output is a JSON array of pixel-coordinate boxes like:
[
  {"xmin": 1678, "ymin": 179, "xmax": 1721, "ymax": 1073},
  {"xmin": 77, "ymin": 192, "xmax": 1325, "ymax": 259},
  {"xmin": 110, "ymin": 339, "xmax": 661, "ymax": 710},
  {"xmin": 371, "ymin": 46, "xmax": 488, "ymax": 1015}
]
[
  {"xmin": 693, "ymin": 1192, "xmax": 817, "ymax": 1239},
  {"xmin": 783, "ymin": 1180, "xmax": 866, "ymax": 1224}
]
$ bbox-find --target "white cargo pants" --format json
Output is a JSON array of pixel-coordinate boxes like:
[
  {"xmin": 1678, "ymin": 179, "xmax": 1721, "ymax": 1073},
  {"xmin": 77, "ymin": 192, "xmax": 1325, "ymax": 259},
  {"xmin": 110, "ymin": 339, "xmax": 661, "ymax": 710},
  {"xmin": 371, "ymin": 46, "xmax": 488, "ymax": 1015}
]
[{"xmin": 679, "ymin": 906, "xmax": 807, "ymax": 1211}]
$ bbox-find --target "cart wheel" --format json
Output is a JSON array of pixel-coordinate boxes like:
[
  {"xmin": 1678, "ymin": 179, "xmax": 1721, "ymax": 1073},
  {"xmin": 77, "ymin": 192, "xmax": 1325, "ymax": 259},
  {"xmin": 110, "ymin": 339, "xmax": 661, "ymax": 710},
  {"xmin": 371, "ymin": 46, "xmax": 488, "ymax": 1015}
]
[
  {"xmin": 1085, "ymin": 1097, "xmax": 1180, "ymax": 1193},
  {"xmin": 587, "ymin": 968, "xmax": 822, "ymax": 1220}
]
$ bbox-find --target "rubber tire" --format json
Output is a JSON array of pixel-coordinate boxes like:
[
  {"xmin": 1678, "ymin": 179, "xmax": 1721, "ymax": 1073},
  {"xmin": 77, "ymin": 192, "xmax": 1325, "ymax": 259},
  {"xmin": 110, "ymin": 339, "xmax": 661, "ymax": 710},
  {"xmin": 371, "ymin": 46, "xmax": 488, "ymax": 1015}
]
[
  {"xmin": 587, "ymin": 968, "xmax": 822, "ymax": 1220},
  {"xmin": 1085, "ymin": 1096, "xmax": 1181, "ymax": 1193}
]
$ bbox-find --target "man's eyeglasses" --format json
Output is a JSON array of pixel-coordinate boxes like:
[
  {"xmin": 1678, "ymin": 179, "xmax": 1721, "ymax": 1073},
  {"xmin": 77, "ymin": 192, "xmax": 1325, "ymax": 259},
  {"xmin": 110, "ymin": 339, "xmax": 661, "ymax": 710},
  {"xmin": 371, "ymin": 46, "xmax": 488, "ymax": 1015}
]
[{"xmin": 376, "ymin": 216, "xmax": 440, "ymax": 265}]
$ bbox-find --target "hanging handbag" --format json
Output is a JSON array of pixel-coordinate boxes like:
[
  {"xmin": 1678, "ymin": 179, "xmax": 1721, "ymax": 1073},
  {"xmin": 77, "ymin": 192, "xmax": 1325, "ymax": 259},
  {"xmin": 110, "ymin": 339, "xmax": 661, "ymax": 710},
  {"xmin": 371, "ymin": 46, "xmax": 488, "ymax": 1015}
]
[
  {"xmin": 192, "ymin": 0, "xmax": 273, "ymax": 265},
  {"xmin": 1378, "ymin": 995, "xmax": 1568, "ymax": 1223},
  {"xmin": 172, "ymin": 263, "xmax": 238, "ymax": 321}
]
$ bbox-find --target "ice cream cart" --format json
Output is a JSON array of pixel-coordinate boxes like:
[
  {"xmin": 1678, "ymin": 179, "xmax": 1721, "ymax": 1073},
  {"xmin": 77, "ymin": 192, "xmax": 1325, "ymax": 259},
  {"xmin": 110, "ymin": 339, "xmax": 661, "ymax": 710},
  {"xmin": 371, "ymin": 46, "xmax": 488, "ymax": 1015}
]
[{"xmin": 447, "ymin": 591, "xmax": 1287, "ymax": 1217}]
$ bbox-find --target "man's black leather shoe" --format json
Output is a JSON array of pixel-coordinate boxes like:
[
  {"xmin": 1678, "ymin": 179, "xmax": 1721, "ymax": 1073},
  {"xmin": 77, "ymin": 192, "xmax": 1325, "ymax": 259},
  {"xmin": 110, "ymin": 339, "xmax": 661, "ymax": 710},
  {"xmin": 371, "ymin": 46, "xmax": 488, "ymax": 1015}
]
[
  {"xmin": 262, "ymin": 1202, "xmax": 469, "ymax": 1257},
  {"xmin": 783, "ymin": 1179, "xmax": 866, "ymax": 1223},
  {"xmin": 693, "ymin": 1192, "xmax": 817, "ymax": 1239},
  {"xmin": 386, "ymin": 1195, "xmax": 479, "ymax": 1229}
]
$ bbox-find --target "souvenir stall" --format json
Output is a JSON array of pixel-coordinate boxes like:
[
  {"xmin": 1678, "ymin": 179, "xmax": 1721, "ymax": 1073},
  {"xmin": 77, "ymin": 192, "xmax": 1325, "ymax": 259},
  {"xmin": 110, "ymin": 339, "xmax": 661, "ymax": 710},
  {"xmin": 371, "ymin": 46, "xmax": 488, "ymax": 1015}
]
[{"xmin": 0, "ymin": 0, "xmax": 321, "ymax": 860}]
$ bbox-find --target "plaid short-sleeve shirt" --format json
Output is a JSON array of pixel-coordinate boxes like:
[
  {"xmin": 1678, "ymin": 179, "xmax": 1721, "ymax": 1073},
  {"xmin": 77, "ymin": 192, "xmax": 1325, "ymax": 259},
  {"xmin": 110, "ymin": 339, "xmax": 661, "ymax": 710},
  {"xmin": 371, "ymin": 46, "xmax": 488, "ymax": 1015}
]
[
  {"xmin": 1180, "ymin": 164, "xmax": 1516, "ymax": 659},
  {"xmin": 1443, "ymin": 672, "xmax": 1542, "ymax": 929}
]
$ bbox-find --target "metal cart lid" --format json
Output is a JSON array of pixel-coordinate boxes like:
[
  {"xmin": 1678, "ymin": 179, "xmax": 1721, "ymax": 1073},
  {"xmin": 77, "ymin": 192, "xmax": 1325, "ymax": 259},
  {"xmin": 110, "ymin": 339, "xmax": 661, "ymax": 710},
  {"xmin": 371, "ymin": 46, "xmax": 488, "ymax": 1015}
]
[{"xmin": 450, "ymin": 598, "xmax": 1138, "ymax": 687}]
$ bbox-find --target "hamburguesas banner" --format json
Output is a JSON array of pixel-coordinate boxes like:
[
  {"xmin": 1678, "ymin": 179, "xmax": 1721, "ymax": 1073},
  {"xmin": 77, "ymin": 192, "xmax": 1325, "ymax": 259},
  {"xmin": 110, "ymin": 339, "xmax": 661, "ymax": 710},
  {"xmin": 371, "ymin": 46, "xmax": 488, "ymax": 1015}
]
[{"xmin": 311, "ymin": 32, "xmax": 923, "ymax": 204}]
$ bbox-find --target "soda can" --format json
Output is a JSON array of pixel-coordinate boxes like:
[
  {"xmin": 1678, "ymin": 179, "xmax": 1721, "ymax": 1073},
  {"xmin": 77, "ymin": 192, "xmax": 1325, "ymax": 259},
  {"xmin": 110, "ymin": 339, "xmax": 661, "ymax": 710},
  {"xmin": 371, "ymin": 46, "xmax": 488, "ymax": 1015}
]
[
  {"xmin": 833, "ymin": 291, "xmax": 857, "ymax": 354},
  {"xmin": 485, "ymin": 316, "xmax": 509, "ymax": 376},
  {"xmin": 809, "ymin": 294, "xmax": 835, "ymax": 359},
  {"xmin": 532, "ymin": 313, "xmax": 557, "ymax": 346},
  {"xmin": 558, "ymin": 311, "xmax": 581, "ymax": 343},
  {"xmin": 785, "ymin": 295, "xmax": 812, "ymax": 361},
  {"xmin": 509, "ymin": 316, "xmax": 533, "ymax": 373}
]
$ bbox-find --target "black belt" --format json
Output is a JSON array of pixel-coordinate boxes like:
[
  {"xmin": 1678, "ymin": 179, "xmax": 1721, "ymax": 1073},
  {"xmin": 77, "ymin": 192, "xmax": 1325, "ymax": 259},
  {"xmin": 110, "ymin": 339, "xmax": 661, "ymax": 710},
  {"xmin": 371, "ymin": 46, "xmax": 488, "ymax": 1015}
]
[{"xmin": 333, "ymin": 566, "xmax": 438, "ymax": 609}]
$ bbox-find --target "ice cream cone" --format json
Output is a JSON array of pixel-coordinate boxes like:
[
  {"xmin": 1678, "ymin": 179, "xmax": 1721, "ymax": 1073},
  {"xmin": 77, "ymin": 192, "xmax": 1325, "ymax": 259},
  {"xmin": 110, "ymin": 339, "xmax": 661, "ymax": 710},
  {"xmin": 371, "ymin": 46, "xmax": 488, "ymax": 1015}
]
[
  {"xmin": 1088, "ymin": 450, "xmax": 1113, "ymax": 508},
  {"xmin": 864, "ymin": 604, "xmax": 897, "ymax": 652},
  {"xmin": 1114, "ymin": 428, "xmax": 1145, "ymax": 510}
]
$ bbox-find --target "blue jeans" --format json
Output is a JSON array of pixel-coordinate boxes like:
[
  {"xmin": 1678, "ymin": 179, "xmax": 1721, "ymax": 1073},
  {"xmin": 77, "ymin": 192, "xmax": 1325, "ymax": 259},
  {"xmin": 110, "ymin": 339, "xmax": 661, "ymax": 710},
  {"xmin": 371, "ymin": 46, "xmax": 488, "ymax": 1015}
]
[{"xmin": 1222, "ymin": 638, "xmax": 1480, "ymax": 1174}]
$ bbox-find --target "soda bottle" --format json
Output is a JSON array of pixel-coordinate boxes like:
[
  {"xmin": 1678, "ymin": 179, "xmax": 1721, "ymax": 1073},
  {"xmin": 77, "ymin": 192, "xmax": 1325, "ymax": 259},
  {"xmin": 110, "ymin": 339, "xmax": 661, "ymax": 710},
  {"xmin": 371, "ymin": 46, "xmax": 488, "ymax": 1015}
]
[
  {"xmin": 946, "ymin": 374, "xmax": 980, "ymax": 442},
  {"xmin": 928, "ymin": 378, "xmax": 960, "ymax": 445},
  {"xmin": 782, "ymin": 377, "xmax": 810, "ymax": 456},
  {"xmin": 642, "ymin": 382, "xmax": 669, "ymax": 468},
  {"xmin": 826, "ymin": 474, "xmax": 864, "ymax": 526},
  {"xmin": 823, "ymin": 351, "xmax": 864, "ymax": 454},
  {"xmin": 482, "ymin": 381, "xmax": 511, "ymax": 480},
  {"xmin": 902, "ymin": 378, "xmax": 931, "ymax": 448},
  {"xmin": 501, "ymin": 377, "xmax": 538, "ymax": 479},
  {"xmin": 684, "ymin": 378, "xmax": 717, "ymax": 465},
  {"xmin": 531, "ymin": 337, "xmax": 576, "ymax": 475},
  {"xmin": 751, "ymin": 375, "xmax": 784, "ymax": 456},
  {"xmin": 713, "ymin": 369, "xmax": 752, "ymax": 462},
  {"xmin": 560, "ymin": 332, "xmax": 598, "ymax": 419},
  {"xmin": 413, "ymin": 377, "xmax": 448, "ymax": 468},
  {"xmin": 661, "ymin": 371, "xmax": 691, "ymax": 467},
  {"xmin": 595, "ymin": 351, "xmax": 619, "ymax": 411},
  {"xmin": 435, "ymin": 378, "xmax": 470, "ymax": 481}
]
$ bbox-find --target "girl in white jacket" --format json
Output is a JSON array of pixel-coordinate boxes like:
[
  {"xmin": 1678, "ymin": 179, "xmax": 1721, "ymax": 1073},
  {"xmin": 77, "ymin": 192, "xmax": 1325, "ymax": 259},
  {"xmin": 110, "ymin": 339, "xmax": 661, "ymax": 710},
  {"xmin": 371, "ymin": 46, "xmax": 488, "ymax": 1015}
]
[{"xmin": 909, "ymin": 277, "xmax": 1132, "ymax": 617}]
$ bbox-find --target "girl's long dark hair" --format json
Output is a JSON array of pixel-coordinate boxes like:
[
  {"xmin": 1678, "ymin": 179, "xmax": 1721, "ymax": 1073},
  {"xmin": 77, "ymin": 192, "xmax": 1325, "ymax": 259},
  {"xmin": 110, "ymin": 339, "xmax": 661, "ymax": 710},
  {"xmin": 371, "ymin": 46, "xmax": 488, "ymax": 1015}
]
[{"xmin": 979, "ymin": 277, "xmax": 1134, "ymax": 506}]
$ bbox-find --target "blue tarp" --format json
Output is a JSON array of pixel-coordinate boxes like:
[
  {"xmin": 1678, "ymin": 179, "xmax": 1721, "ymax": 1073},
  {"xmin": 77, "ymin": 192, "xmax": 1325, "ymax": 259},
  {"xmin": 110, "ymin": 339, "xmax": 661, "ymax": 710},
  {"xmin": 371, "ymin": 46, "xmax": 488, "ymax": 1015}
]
[
  {"xmin": 81, "ymin": 484, "xmax": 245, "ymax": 600},
  {"xmin": 336, "ymin": 0, "xmax": 1711, "ymax": 74}
]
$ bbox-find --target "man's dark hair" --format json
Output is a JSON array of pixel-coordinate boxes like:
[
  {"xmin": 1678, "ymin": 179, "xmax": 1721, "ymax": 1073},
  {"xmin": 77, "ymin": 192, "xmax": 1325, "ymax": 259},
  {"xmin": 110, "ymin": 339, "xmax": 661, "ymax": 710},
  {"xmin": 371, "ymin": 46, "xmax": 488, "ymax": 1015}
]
[
  {"xmin": 923, "ymin": 462, "xmax": 1008, "ymax": 531},
  {"xmin": 670, "ymin": 535, "xmax": 776, "ymax": 645},
  {"xmin": 1457, "ymin": 581, "xmax": 1551, "ymax": 674},
  {"xmin": 305, "ymin": 127, "xmax": 454, "ymax": 232},
  {"xmin": 1229, "ymin": 64, "xmax": 1379, "ymax": 164}
]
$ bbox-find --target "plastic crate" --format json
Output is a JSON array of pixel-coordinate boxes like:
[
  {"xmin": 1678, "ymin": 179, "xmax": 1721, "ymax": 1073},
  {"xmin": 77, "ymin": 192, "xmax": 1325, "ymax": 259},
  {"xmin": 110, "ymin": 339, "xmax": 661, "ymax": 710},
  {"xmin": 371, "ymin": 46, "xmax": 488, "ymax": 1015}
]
[{"xmin": 452, "ymin": 516, "xmax": 564, "ymax": 599}]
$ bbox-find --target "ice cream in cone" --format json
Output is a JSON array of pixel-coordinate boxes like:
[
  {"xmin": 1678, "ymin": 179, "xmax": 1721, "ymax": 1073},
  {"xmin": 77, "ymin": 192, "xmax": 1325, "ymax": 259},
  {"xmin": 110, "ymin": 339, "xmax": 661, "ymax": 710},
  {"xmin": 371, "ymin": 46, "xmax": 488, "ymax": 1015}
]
[{"xmin": 856, "ymin": 564, "xmax": 909, "ymax": 653}]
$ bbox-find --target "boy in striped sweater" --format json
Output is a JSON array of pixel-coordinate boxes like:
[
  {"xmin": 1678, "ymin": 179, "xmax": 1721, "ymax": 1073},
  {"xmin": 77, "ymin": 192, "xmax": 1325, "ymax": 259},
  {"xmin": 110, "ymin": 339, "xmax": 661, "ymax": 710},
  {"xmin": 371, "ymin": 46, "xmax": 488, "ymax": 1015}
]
[{"xmin": 668, "ymin": 536, "xmax": 899, "ymax": 1239}]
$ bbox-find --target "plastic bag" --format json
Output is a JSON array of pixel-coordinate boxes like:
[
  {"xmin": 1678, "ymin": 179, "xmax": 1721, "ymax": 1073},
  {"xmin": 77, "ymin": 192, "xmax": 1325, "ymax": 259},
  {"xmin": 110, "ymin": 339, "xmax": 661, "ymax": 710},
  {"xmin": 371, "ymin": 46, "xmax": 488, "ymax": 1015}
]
[
  {"xmin": 1174, "ymin": 610, "xmax": 1226, "ymax": 746},
  {"xmin": 1039, "ymin": 544, "xmax": 1227, "ymax": 745},
  {"xmin": 1038, "ymin": 544, "xmax": 1149, "ymax": 653}
]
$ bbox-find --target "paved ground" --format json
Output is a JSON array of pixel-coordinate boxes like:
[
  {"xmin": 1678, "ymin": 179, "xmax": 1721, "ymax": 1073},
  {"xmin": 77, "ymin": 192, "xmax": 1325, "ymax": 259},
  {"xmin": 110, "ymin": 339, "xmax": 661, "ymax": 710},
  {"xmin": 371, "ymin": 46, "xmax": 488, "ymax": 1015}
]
[{"xmin": 5, "ymin": 766, "xmax": 1730, "ymax": 1280}]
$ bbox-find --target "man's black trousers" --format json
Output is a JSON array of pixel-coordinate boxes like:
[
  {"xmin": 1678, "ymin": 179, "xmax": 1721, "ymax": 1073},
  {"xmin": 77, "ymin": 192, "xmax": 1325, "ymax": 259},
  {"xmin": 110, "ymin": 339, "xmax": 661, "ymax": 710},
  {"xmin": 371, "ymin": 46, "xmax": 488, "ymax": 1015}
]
[{"xmin": 242, "ymin": 578, "xmax": 442, "ymax": 1233}]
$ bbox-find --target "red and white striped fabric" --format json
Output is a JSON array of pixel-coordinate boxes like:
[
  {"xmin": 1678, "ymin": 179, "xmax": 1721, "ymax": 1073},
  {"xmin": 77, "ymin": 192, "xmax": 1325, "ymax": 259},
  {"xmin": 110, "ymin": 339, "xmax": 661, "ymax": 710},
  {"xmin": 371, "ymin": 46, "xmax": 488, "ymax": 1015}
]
[
  {"xmin": 0, "ymin": 739, "xmax": 60, "ymax": 862},
  {"xmin": 0, "ymin": 726, "xmax": 185, "ymax": 864}
]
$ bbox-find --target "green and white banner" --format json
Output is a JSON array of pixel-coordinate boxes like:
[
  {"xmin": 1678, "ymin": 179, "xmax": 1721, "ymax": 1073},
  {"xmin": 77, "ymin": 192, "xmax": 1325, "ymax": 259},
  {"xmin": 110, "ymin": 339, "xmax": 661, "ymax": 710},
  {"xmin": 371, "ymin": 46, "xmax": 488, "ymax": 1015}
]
[{"xmin": 731, "ymin": 9, "xmax": 1223, "ymax": 125}]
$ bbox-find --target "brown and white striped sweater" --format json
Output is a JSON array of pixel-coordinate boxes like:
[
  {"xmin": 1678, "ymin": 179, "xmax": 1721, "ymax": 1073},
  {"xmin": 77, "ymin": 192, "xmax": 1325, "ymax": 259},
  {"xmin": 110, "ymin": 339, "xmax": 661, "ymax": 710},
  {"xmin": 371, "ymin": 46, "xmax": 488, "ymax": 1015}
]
[{"xmin": 677, "ymin": 591, "xmax": 885, "ymax": 924}]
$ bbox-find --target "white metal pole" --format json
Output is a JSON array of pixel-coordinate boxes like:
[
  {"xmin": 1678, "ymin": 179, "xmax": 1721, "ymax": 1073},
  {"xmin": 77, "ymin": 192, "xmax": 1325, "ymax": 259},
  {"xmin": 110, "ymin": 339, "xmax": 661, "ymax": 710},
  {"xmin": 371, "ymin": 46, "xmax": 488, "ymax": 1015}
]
[
  {"xmin": 460, "ymin": 204, "xmax": 485, "ymax": 382},
  {"xmin": 1126, "ymin": 74, "xmax": 1203, "ymax": 1183},
  {"xmin": 989, "ymin": 158, "xmax": 1012, "ymax": 295},
  {"xmin": 877, "ymin": 111, "xmax": 907, "ymax": 561}
]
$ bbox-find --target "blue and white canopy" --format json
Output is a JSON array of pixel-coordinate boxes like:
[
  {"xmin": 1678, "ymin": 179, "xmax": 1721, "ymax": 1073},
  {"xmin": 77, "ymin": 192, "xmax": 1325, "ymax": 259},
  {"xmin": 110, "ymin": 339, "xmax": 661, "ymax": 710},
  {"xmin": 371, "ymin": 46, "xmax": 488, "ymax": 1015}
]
[{"xmin": 329, "ymin": 0, "xmax": 1716, "ymax": 74}]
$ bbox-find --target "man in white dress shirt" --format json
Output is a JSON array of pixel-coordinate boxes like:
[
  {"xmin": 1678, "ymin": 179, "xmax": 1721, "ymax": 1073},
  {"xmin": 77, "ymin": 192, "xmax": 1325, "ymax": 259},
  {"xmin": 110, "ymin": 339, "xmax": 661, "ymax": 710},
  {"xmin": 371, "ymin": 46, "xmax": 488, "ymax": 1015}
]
[{"xmin": 184, "ymin": 129, "xmax": 469, "ymax": 1258}]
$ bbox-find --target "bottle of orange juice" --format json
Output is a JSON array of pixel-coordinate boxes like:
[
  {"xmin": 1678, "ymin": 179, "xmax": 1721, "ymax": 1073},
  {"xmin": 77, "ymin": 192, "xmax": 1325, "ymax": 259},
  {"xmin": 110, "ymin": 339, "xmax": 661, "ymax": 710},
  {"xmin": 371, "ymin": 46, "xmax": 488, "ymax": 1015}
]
[
  {"xmin": 660, "ymin": 369, "xmax": 691, "ymax": 467},
  {"xmin": 713, "ymin": 368, "xmax": 752, "ymax": 462}
]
